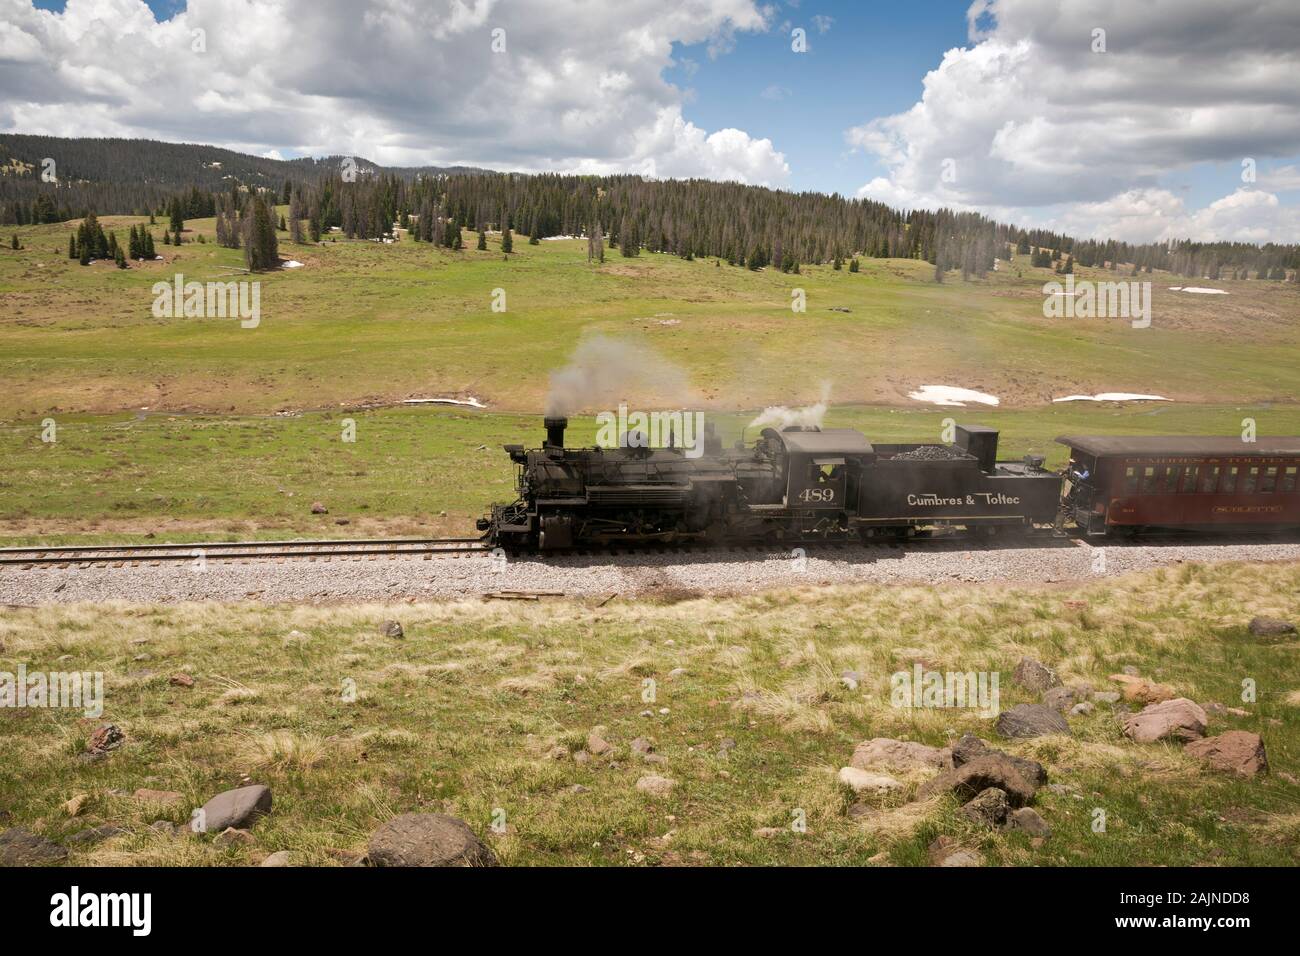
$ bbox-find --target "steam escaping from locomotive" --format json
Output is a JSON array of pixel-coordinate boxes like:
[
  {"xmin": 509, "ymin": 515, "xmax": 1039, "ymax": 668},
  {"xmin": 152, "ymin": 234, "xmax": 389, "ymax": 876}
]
[
  {"xmin": 545, "ymin": 336, "xmax": 693, "ymax": 417},
  {"xmin": 748, "ymin": 382, "xmax": 832, "ymax": 431}
]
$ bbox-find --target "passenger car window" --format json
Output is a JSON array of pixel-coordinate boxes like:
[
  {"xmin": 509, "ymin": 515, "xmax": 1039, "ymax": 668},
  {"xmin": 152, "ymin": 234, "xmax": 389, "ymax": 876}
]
[
  {"xmin": 1241, "ymin": 466, "xmax": 1259, "ymax": 495},
  {"xmin": 1140, "ymin": 466, "xmax": 1157, "ymax": 495},
  {"xmin": 1220, "ymin": 466, "xmax": 1238, "ymax": 494},
  {"xmin": 1199, "ymin": 465, "xmax": 1219, "ymax": 494},
  {"xmin": 1123, "ymin": 465, "xmax": 1138, "ymax": 495},
  {"xmin": 1260, "ymin": 466, "xmax": 1277, "ymax": 493},
  {"xmin": 1179, "ymin": 466, "xmax": 1197, "ymax": 493},
  {"xmin": 1284, "ymin": 466, "xmax": 1298, "ymax": 493}
]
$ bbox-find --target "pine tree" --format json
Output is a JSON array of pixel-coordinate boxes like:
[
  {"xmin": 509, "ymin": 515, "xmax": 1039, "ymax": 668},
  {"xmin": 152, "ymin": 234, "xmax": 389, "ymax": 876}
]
[
  {"xmin": 477, "ymin": 228, "xmax": 487, "ymax": 251},
  {"xmin": 832, "ymin": 256, "xmax": 842, "ymax": 270},
  {"xmin": 114, "ymin": 245, "xmax": 127, "ymax": 269},
  {"xmin": 243, "ymin": 194, "xmax": 279, "ymax": 271},
  {"xmin": 278, "ymin": 214, "xmax": 287, "ymax": 230},
  {"xmin": 10, "ymin": 234, "xmax": 18, "ymax": 250},
  {"xmin": 68, "ymin": 234, "xmax": 77, "ymax": 259},
  {"xmin": 144, "ymin": 230, "xmax": 156, "ymax": 258},
  {"xmin": 501, "ymin": 226, "xmax": 513, "ymax": 254},
  {"xmin": 849, "ymin": 257, "xmax": 860, "ymax": 273}
]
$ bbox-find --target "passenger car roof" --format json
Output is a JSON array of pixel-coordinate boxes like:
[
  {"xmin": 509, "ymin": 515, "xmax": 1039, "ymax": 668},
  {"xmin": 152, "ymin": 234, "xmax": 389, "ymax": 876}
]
[{"xmin": 1056, "ymin": 435, "xmax": 1300, "ymax": 458}]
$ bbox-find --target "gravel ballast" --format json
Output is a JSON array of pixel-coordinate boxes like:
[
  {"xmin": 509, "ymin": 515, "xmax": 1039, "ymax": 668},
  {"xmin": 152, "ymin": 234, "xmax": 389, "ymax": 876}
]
[{"xmin": 3, "ymin": 539, "xmax": 1298, "ymax": 605}]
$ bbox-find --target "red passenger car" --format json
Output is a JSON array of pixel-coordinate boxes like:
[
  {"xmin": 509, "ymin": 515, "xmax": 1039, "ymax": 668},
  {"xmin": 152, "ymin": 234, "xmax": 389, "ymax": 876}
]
[{"xmin": 1056, "ymin": 436, "xmax": 1300, "ymax": 536}]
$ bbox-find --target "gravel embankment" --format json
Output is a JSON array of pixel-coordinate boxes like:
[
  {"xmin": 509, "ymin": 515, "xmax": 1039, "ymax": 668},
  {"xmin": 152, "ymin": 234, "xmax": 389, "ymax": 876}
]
[{"xmin": 3, "ymin": 540, "xmax": 1299, "ymax": 605}]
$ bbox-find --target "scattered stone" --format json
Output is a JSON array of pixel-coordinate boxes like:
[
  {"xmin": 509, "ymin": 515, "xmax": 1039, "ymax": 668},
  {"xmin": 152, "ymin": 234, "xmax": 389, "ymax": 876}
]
[
  {"xmin": 995, "ymin": 703, "xmax": 1071, "ymax": 739},
  {"xmin": 1013, "ymin": 657, "xmax": 1061, "ymax": 693},
  {"xmin": 840, "ymin": 670, "xmax": 862, "ymax": 690},
  {"xmin": 0, "ymin": 827, "xmax": 68, "ymax": 865},
  {"xmin": 667, "ymin": 667, "xmax": 687, "ymax": 679},
  {"xmin": 718, "ymin": 738, "xmax": 737, "ymax": 752},
  {"xmin": 949, "ymin": 734, "xmax": 1047, "ymax": 786},
  {"xmin": 66, "ymin": 825, "xmax": 127, "ymax": 846},
  {"xmin": 572, "ymin": 750, "xmax": 591, "ymax": 765},
  {"xmin": 918, "ymin": 753, "xmax": 1040, "ymax": 807},
  {"xmin": 545, "ymin": 745, "xmax": 567, "ymax": 760},
  {"xmin": 85, "ymin": 723, "xmax": 125, "ymax": 756},
  {"xmin": 260, "ymin": 850, "xmax": 294, "ymax": 867},
  {"xmin": 586, "ymin": 731, "xmax": 613, "ymax": 756},
  {"xmin": 958, "ymin": 787, "xmax": 1010, "ymax": 828},
  {"xmin": 837, "ymin": 767, "xmax": 903, "ymax": 794},
  {"xmin": 851, "ymin": 737, "xmax": 950, "ymax": 772},
  {"xmin": 635, "ymin": 775, "xmax": 677, "ymax": 798},
  {"xmin": 630, "ymin": 736, "xmax": 655, "ymax": 755},
  {"xmin": 1007, "ymin": 806, "xmax": 1052, "ymax": 837},
  {"xmin": 1070, "ymin": 701, "xmax": 1094, "ymax": 716},
  {"xmin": 192, "ymin": 784, "xmax": 272, "ymax": 833},
  {"xmin": 214, "ymin": 827, "xmax": 255, "ymax": 847},
  {"xmin": 134, "ymin": 788, "xmax": 185, "ymax": 806},
  {"xmin": 928, "ymin": 835, "xmax": 981, "ymax": 867},
  {"xmin": 1184, "ymin": 731, "xmax": 1268, "ymax": 777},
  {"xmin": 1109, "ymin": 673, "xmax": 1176, "ymax": 705},
  {"xmin": 169, "ymin": 673, "xmax": 195, "ymax": 688},
  {"xmin": 368, "ymin": 813, "xmax": 498, "ymax": 867},
  {"xmin": 1247, "ymin": 616, "xmax": 1296, "ymax": 640},
  {"xmin": 1092, "ymin": 691, "xmax": 1121, "ymax": 704},
  {"xmin": 1042, "ymin": 686, "xmax": 1084, "ymax": 713},
  {"xmin": 1123, "ymin": 698, "xmax": 1207, "ymax": 744},
  {"xmin": 310, "ymin": 501, "xmax": 328, "ymax": 514},
  {"xmin": 380, "ymin": 620, "xmax": 404, "ymax": 639}
]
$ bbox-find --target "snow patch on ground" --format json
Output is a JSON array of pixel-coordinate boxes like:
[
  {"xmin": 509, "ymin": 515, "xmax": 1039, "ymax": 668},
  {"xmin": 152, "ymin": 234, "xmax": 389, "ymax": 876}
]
[
  {"xmin": 403, "ymin": 396, "xmax": 487, "ymax": 408},
  {"xmin": 1168, "ymin": 286, "xmax": 1228, "ymax": 294},
  {"xmin": 908, "ymin": 385, "xmax": 1000, "ymax": 407},
  {"xmin": 1053, "ymin": 393, "xmax": 1170, "ymax": 403},
  {"xmin": 282, "ymin": 260, "xmax": 304, "ymax": 268}
]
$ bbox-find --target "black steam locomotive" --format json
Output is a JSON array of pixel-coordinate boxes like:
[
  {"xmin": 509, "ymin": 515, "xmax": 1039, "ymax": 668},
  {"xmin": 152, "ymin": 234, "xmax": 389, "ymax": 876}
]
[{"xmin": 478, "ymin": 416, "xmax": 1063, "ymax": 550}]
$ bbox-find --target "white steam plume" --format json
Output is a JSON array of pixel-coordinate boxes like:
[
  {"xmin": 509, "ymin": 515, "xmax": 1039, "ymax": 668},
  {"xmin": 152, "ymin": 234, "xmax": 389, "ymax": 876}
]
[
  {"xmin": 748, "ymin": 383, "xmax": 833, "ymax": 430},
  {"xmin": 545, "ymin": 336, "xmax": 692, "ymax": 416}
]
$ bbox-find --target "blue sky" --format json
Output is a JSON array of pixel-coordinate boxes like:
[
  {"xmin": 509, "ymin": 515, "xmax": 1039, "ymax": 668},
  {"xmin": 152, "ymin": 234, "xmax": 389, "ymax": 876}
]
[{"xmin": 14, "ymin": 0, "xmax": 1300, "ymax": 242}]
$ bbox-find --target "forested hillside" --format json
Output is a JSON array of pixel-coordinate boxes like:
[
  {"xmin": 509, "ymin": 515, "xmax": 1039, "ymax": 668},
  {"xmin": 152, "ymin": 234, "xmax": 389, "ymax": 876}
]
[{"xmin": 3, "ymin": 134, "xmax": 1297, "ymax": 280}]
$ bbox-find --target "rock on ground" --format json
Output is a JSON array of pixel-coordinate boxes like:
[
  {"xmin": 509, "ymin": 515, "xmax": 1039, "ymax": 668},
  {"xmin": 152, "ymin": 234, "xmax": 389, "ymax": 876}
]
[
  {"xmin": 1109, "ymin": 673, "xmax": 1176, "ymax": 705},
  {"xmin": 259, "ymin": 850, "xmax": 294, "ymax": 867},
  {"xmin": 1013, "ymin": 657, "xmax": 1061, "ymax": 693},
  {"xmin": 380, "ymin": 620, "xmax": 404, "ymax": 638},
  {"xmin": 838, "ymin": 767, "xmax": 904, "ymax": 794},
  {"xmin": 0, "ymin": 827, "xmax": 67, "ymax": 866},
  {"xmin": 1042, "ymin": 686, "xmax": 1085, "ymax": 713},
  {"xmin": 958, "ymin": 787, "xmax": 1010, "ymax": 828},
  {"xmin": 368, "ymin": 813, "xmax": 498, "ymax": 867},
  {"xmin": 950, "ymin": 734, "xmax": 1047, "ymax": 786},
  {"xmin": 586, "ymin": 730, "xmax": 613, "ymax": 756},
  {"xmin": 850, "ymin": 737, "xmax": 951, "ymax": 772},
  {"xmin": 85, "ymin": 723, "xmax": 125, "ymax": 755},
  {"xmin": 1007, "ymin": 807, "xmax": 1051, "ymax": 837},
  {"xmin": 1184, "ymin": 731, "xmax": 1268, "ymax": 777},
  {"xmin": 1247, "ymin": 616, "xmax": 1296, "ymax": 640},
  {"xmin": 635, "ymin": 775, "xmax": 677, "ymax": 798},
  {"xmin": 995, "ymin": 703, "xmax": 1071, "ymax": 739},
  {"xmin": 928, "ymin": 835, "xmax": 981, "ymax": 867},
  {"xmin": 192, "ymin": 784, "xmax": 272, "ymax": 833},
  {"xmin": 1123, "ymin": 698, "xmax": 1207, "ymax": 744},
  {"xmin": 918, "ymin": 753, "xmax": 1040, "ymax": 807}
]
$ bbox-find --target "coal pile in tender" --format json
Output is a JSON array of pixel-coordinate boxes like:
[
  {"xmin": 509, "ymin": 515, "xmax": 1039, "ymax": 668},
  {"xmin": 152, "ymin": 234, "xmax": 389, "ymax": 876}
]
[{"xmin": 889, "ymin": 445, "xmax": 970, "ymax": 462}]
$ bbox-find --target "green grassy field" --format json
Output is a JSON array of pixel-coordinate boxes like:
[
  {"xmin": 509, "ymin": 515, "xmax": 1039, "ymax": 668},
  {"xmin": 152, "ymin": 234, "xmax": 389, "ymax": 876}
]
[
  {"xmin": 1, "ymin": 214, "xmax": 1297, "ymax": 539},
  {"xmin": 2, "ymin": 562, "xmax": 1296, "ymax": 866}
]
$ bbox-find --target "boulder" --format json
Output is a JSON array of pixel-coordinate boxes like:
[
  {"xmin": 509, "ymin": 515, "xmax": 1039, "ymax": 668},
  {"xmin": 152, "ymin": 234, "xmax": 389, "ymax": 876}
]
[
  {"xmin": 214, "ymin": 827, "xmax": 255, "ymax": 847},
  {"xmin": 949, "ymin": 734, "xmax": 1047, "ymax": 786},
  {"xmin": 1007, "ymin": 806, "xmax": 1052, "ymax": 837},
  {"xmin": 586, "ymin": 731, "xmax": 613, "ymax": 756},
  {"xmin": 168, "ymin": 673, "xmax": 195, "ymax": 688},
  {"xmin": 368, "ymin": 813, "xmax": 498, "ymax": 867},
  {"xmin": 918, "ymin": 753, "xmax": 1039, "ymax": 807},
  {"xmin": 192, "ymin": 784, "xmax": 272, "ymax": 833},
  {"xmin": 1042, "ymin": 686, "xmax": 1084, "ymax": 713},
  {"xmin": 995, "ymin": 703, "xmax": 1071, "ymax": 739},
  {"xmin": 0, "ymin": 827, "xmax": 67, "ymax": 866},
  {"xmin": 1184, "ymin": 731, "xmax": 1268, "ymax": 777},
  {"xmin": 85, "ymin": 723, "xmax": 125, "ymax": 755},
  {"xmin": 635, "ymin": 775, "xmax": 676, "ymax": 798},
  {"xmin": 837, "ymin": 767, "xmax": 903, "ymax": 794},
  {"xmin": 1247, "ymin": 616, "xmax": 1296, "ymax": 640},
  {"xmin": 310, "ymin": 501, "xmax": 328, "ymax": 514},
  {"xmin": 928, "ymin": 835, "xmax": 981, "ymax": 867},
  {"xmin": 1013, "ymin": 658, "xmax": 1061, "ymax": 693},
  {"xmin": 1109, "ymin": 673, "xmax": 1176, "ymax": 705},
  {"xmin": 1092, "ymin": 691, "xmax": 1121, "ymax": 704},
  {"xmin": 259, "ymin": 850, "xmax": 294, "ymax": 867},
  {"xmin": 629, "ymin": 736, "xmax": 655, "ymax": 755},
  {"xmin": 850, "ymin": 737, "xmax": 951, "ymax": 772},
  {"xmin": 380, "ymin": 620, "xmax": 404, "ymax": 639},
  {"xmin": 958, "ymin": 787, "xmax": 1010, "ymax": 828},
  {"xmin": 1123, "ymin": 698, "xmax": 1207, "ymax": 744},
  {"xmin": 66, "ymin": 825, "xmax": 127, "ymax": 846}
]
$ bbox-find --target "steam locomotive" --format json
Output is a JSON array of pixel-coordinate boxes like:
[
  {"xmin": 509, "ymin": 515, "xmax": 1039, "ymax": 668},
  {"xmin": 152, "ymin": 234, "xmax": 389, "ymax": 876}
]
[{"xmin": 477, "ymin": 417, "xmax": 1300, "ymax": 550}]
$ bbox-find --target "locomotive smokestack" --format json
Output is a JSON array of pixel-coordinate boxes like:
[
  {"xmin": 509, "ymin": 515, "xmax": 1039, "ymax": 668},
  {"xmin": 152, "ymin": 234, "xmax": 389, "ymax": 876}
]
[{"xmin": 544, "ymin": 416, "xmax": 567, "ymax": 449}]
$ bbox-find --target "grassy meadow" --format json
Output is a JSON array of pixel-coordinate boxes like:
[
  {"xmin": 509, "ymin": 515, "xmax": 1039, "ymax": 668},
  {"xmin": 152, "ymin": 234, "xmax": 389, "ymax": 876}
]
[
  {"xmin": 1, "ymin": 212, "xmax": 1297, "ymax": 541},
  {"xmin": 1, "ymin": 561, "xmax": 1297, "ymax": 866}
]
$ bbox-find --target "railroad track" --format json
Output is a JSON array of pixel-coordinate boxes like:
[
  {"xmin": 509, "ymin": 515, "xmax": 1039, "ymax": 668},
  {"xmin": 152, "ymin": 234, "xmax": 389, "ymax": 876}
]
[{"xmin": 0, "ymin": 536, "xmax": 491, "ymax": 567}]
